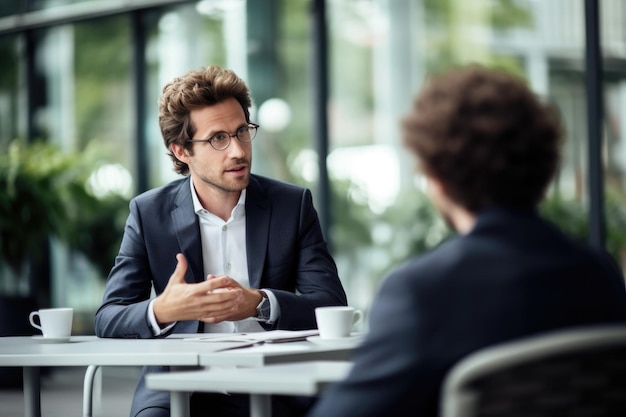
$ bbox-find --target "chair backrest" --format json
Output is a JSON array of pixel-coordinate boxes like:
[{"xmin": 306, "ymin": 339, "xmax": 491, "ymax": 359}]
[{"xmin": 441, "ymin": 325, "xmax": 626, "ymax": 417}]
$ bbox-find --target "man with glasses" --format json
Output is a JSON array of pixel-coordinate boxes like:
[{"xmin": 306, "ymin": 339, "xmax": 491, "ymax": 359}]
[{"xmin": 95, "ymin": 65, "xmax": 347, "ymax": 417}]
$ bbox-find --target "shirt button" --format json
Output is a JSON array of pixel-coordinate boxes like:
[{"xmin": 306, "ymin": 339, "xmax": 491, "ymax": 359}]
[
  {"xmin": 222, "ymin": 225, "xmax": 227, "ymax": 231},
  {"xmin": 226, "ymin": 263, "xmax": 231, "ymax": 270}
]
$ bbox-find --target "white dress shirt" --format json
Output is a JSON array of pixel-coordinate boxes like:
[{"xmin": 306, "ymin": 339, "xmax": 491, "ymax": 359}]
[{"xmin": 147, "ymin": 178, "xmax": 279, "ymax": 335}]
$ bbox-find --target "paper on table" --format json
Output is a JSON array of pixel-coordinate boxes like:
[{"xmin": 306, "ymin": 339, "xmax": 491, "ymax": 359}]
[{"xmin": 181, "ymin": 329, "xmax": 319, "ymax": 343}]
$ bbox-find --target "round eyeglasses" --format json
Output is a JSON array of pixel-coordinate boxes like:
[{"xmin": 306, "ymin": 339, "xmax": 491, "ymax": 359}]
[{"xmin": 186, "ymin": 123, "xmax": 259, "ymax": 151}]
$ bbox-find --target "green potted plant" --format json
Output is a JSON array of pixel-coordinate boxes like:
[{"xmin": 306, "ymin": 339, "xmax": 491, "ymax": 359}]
[
  {"xmin": 0, "ymin": 139, "xmax": 129, "ymax": 386},
  {"xmin": 0, "ymin": 138, "xmax": 128, "ymax": 320}
]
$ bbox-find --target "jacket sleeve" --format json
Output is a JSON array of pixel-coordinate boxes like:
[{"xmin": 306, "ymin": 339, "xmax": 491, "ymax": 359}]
[{"xmin": 94, "ymin": 198, "xmax": 161, "ymax": 338}]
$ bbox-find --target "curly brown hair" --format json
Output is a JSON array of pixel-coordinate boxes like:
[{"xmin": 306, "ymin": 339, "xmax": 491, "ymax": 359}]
[
  {"xmin": 402, "ymin": 65, "xmax": 563, "ymax": 212},
  {"xmin": 158, "ymin": 65, "xmax": 253, "ymax": 175}
]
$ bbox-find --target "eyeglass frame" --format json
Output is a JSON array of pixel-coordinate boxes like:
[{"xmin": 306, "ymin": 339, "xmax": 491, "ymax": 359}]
[{"xmin": 186, "ymin": 122, "xmax": 259, "ymax": 151}]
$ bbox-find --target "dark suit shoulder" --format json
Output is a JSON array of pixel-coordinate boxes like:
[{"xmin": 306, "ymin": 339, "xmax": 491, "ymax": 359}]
[
  {"xmin": 126, "ymin": 178, "xmax": 192, "ymax": 229},
  {"xmin": 379, "ymin": 235, "xmax": 464, "ymax": 293},
  {"xmin": 249, "ymin": 174, "xmax": 307, "ymax": 196},
  {"xmin": 380, "ymin": 208, "xmax": 625, "ymax": 298},
  {"xmin": 132, "ymin": 177, "xmax": 189, "ymax": 205}
]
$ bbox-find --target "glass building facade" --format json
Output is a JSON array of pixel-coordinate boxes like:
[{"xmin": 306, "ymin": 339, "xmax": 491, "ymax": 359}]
[{"xmin": 1, "ymin": 0, "xmax": 625, "ymax": 333}]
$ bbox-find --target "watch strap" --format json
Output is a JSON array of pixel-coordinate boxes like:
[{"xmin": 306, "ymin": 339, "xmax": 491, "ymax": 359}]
[{"xmin": 255, "ymin": 290, "xmax": 270, "ymax": 321}]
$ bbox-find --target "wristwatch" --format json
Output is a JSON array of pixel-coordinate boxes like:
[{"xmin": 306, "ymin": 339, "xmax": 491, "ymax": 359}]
[{"xmin": 255, "ymin": 290, "xmax": 271, "ymax": 322}]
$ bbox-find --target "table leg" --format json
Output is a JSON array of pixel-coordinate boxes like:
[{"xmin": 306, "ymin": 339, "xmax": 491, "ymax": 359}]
[
  {"xmin": 83, "ymin": 365, "xmax": 100, "ymax": 417},
  {"xmin": 250, "ymin": 394, "xmax": 271, "ymax": 417},
  {"xmin": 170, "ymin": 391, "xmax": 190, "ymax": 417},
  {"xmin": 23, "ymin": 367, "xmax": 41, "ymax": 417}
]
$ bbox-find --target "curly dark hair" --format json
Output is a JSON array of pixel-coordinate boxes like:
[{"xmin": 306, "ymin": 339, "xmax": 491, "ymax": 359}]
[
  {"xmin": 402, "ymin": 65, "xmax": 563, "ymax": 212},
  {"xmin": 158, "ymin": 65, "xmax": 253, "ymax": 175}
]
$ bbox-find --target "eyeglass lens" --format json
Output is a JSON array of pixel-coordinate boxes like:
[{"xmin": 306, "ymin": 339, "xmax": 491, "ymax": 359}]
[{"xmin": 210, "ymin": 125, "xmax": 257, "ymax": 150}]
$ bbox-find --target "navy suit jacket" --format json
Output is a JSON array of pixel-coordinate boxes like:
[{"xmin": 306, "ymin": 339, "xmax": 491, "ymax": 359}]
[
  {"xmin": 308, "ymin": 207, "xmax": 626, "ymax": 417},
  {"xmin": 94, "ymin": 174, "xmax": 346, "ymax": 416}
]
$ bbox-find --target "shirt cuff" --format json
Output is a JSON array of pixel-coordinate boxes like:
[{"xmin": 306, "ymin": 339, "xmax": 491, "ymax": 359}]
[{"xmin": 148, "ymin": 299, "xmax": 176, "ymax": 336}]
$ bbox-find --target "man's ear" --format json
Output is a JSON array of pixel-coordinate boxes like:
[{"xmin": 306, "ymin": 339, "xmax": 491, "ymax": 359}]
[
  {"xmin": 426, "ymin": 175, "xmax": 447, "ymax": 199},
  {"xmin": 426, "ymin": 174, "xmax": 454, "ymax": 214},
  {"xmin": 170, "ymin": 144, "xmax": 189, "ymax": 163}
]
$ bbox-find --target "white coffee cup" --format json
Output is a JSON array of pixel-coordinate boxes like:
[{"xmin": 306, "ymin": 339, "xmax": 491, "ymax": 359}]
[
  {"xmin": 29, "ymin": 307, "xmax": 74, "ymax": 338},
  {"xmin": 315, "ymin": 306, "xmax": 363, "ymax": 339}
]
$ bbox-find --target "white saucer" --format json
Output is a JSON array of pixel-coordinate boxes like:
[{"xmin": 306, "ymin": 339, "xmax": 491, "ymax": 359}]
[
  {"xmin": 32, "ymin": 336, "xmax": 72, "ymax": 343},
  {"xmin": 307, "ymin": 334, "xmax": 363, "ymax": 348}
]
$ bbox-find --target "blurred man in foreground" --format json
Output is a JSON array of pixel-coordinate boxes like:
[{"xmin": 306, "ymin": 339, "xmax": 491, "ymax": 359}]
[{"xmin": 307, "ymin": 65, "xmax": 626, "ymax": 417}]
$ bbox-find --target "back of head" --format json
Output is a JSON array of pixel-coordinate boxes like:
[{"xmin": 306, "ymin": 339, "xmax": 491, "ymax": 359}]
[
  {"xmin": 158, "ymin": 65, "xmax": 252, "ymax": 175},
  {"xmin": 402, "ymin": 65, "xmax": 563, "ymax": 212}
]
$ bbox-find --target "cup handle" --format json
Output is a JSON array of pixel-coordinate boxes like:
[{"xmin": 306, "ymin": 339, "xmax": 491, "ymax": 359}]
[
  {"xmin": 29, "ymin": 311, "xmax": 43, "ymax": 332},
  {"xmin": 352, "ymin": 309, "xmax": 363, "ymax": 328}
]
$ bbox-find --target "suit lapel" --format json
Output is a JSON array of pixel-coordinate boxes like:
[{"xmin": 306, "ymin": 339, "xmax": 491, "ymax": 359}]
[
  {"xmin": 171, "ymin": 178, "xmax": 204, "ymax": 283},
  {"xmin": 246, "ymin": 176, "xmax": 270, "ymax": 289}
]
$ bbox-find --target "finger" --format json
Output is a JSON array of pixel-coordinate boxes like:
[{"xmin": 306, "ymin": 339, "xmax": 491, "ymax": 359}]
[
  {"xmin": 188, "ymin": 276, "xmax": 233, "ymax": 295},
  {"xmin": 201, "ymin": 307, "xmax": 238, "ymax": 324},
  {"xmin": 208, "ymin": 288, "xmax": 243, "ymax": 301},
  {"xmin": 168, "ymin": 253, "xmax": 188, "ymax": 285},
  {"xmin": 201, "ymin": 315, "xmax": 226, "ymax": 324},
  {"xmin": 200, "ymin": 291, "xmax": 243, "ymax": 317},
  {"xmin": 205, "ymin": 276, "xmax": 239, "ymax": 292}
]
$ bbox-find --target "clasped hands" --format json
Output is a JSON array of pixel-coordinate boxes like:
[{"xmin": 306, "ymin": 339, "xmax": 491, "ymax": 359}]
[{"xmin": 153, "ymin": 253, "xmax": 263, "ymax": 326}]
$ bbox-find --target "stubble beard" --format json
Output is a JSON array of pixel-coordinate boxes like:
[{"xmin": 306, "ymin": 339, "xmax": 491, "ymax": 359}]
[{"xmin": 198, "ymin": 162, "xmax": 251, "ymax": 195}]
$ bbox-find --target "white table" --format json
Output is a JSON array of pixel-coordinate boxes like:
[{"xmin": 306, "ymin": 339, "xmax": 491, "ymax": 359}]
[
  {"xmin": 0, "ymin": 335, "xmax": 359, "ymax": 417},
  {"xmin": 0, "ymin": 336, "xmax": 247, "ymax": 417},
  {"xmin": 146, "ymin": 360, "xmax": 354, "ymax": 417}
]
